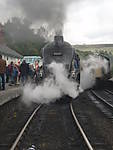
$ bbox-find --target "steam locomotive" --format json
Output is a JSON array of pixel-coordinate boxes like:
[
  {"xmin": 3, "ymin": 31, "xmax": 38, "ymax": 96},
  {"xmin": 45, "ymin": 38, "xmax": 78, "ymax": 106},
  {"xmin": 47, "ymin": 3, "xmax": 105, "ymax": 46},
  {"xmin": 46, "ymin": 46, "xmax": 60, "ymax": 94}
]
[{"xmin": 41, "ymin": 35, "xmax": 80, "ymax": 84}]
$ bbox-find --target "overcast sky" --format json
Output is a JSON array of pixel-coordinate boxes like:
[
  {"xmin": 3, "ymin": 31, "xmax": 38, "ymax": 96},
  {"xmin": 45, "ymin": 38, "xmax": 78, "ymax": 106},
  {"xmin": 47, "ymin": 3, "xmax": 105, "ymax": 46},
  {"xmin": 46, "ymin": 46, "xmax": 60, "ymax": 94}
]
[{"xmin": 0, "ymin": 0, "xmax": 113, "ymax": 44}]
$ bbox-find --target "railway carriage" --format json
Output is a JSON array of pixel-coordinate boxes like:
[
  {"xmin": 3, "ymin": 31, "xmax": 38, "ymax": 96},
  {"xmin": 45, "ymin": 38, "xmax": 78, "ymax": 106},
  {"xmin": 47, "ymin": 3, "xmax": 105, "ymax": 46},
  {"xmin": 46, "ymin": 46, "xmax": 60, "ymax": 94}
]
[
  {"xmin": 91, "ymin": 53, "xmax": 113, "ymax": 88},
  {"xmin": 94, "ymin": 54, "xmax": 113, "ymax": 81}
]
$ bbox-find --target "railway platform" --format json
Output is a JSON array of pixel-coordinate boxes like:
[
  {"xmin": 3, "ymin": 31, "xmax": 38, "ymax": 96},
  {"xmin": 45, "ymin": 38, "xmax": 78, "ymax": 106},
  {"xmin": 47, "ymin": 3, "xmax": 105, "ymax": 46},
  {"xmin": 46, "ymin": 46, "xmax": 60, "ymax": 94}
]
[{"xmin": 0, "ymin": 84, "xmax": 21, "ymax": 106}]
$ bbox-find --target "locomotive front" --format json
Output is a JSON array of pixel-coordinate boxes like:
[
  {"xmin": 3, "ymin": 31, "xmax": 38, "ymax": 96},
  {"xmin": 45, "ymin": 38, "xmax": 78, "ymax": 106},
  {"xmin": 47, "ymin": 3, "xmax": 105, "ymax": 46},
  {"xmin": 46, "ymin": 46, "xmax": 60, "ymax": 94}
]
[{"xmin": 42, "ymin": 35, "xmax": 80, "ymax": 83}]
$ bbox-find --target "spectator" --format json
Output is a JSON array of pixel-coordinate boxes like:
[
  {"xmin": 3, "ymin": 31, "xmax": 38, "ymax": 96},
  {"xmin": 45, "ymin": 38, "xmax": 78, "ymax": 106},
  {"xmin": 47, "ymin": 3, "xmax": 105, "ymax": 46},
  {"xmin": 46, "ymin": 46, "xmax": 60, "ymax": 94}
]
[
  {"xmin": 35, "ymin": 61, "xmax": 39, "ymax": 72},
  {"xmin": 6, "ymin": 65, "xmax": 10, "ymax": 83},
  {"xmin": 0, "ymin": 75, "xmax": 2, "ymax": 90},
  {"xmin": 0, "ymin": 54, "xmax": 6, "ymax": 90},
  {"xmin": 29, "ymin": 64, "xmax": 35, "ymax": 79},
  {"xmin": 12, "ymin": 65, "xmax": 19, "ymax": 84},
  {"xmin": 15, "ymin": 63, "xmax": 20, "ymax": 83},
  {"xmin": 34, "ymin": 62, "xmax": 42, "ymax": 84},
  {"xmin": 20, "ymin": 60, "xmax": 29, "ymax": 85},
  {"xmin": 8, "ymin": 61, "xmax": 14, "ymax": 85}
]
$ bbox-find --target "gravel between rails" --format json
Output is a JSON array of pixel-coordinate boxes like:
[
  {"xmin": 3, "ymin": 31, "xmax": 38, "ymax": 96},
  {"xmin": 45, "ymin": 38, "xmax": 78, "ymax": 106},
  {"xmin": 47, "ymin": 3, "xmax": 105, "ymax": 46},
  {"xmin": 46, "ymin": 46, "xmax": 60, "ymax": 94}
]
[{"xmin": 18, "ymin": 102, "xmax": 89, "ymax": 150}]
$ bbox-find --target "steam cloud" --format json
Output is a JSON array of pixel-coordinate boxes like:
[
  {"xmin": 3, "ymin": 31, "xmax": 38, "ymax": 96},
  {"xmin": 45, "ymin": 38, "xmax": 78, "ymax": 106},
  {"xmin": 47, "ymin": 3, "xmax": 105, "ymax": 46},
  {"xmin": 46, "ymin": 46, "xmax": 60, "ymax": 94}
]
[
  {"xmin": 23, "ymin": 55, "xmax": 109, "ymax": 104},
  {"xmin": 7, "ymin": 0, "xmax": 75, "ymax": 34},
  {"xmin": 80, "ymin": 55, "xmax": 109, "ymax": 89},
  {"xmin": 23, "ymin": 62, "xmax": 79, "ymax": 104}
]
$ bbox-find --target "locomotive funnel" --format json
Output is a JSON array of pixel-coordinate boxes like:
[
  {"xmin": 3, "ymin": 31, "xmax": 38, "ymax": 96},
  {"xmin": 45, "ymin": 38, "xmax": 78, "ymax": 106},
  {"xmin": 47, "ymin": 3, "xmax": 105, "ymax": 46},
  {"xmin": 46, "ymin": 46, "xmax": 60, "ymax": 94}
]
[{"xmin": 54, "ymin": 35, "xmax": 64, "ymax": 47}]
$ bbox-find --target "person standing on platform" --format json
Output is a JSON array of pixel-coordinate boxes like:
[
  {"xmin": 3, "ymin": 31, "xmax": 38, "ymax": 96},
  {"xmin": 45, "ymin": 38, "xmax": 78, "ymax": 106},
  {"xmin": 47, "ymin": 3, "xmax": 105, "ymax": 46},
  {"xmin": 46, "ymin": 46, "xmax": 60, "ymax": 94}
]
[
  {"xmin": 20, "ymin": 60, "xmax": 29, "ymax": 85},
  {"xmin": 0, "ymin": 54, "xmax": 6, "ymax": 90},
  {"xmin": 8, "ymin": 61, "xmax": 14, "ymax": 85},
  {"xmin": 34, "ymin": 61, "xmax": 40, "ymax": 84},
  {"xmin": 12, "ymin": 65, "xmax": 19, "ymax": 85}
]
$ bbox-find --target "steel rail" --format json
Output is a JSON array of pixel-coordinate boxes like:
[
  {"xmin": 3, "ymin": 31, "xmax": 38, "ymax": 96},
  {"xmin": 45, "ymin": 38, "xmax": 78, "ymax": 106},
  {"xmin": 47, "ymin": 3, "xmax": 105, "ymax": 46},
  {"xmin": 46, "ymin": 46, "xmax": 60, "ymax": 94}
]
[
  {"xmin": 10, "ymin": 104, "xmax": 42, "ymax": 150},
  {"xmin": 70, "ymin": 102, "xmax": 94, "ymax": 150},
  {"xmin": 91, "ymin": 90, "xmax": 113, "ymax": 108},
  {"xmin": 105, "ymin": 89, "xmax": 113, "ymax": 95}
]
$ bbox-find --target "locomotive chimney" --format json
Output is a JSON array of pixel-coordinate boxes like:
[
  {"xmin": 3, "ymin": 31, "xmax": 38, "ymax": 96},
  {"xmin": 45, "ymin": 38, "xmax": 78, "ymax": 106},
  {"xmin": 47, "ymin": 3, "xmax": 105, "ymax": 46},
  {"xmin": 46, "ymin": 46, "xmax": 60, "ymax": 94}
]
[{"xmin": 54, "ymin": 35, "xmax": 64, "ymax": 47}]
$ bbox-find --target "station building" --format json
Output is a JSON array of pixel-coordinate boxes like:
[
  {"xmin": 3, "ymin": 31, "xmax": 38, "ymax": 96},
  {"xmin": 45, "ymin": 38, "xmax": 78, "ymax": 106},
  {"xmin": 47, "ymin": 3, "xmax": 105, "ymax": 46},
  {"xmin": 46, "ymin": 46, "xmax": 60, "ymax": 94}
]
[
  {"xmin": 0, "ymin": 45, "xmax": 23, "ymax": 65},
  {"xmin": 0, "ymin": 23, "xmax": 23, "ymax": 65}
]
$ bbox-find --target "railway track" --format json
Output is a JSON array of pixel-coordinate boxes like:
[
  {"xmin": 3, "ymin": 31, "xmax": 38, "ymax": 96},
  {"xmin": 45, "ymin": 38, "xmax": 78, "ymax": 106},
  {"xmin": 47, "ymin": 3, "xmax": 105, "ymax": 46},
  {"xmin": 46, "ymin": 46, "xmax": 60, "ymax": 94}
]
[
  {"xmin": 87, "ymin": 89, "xmax": 113, "ymax": 148},
  {"xmin": 70, "ymin": 103, "xmax": 93, "ymax": 150},
  {"xmin": 105, "ymin": 89, "xmax": 113, "ymax": 95},
  {"xmin": 89, "ymin": 89, "xmax": 113, "ymax": 124},
  {"xmin": 0, "ymin": 97, "xmax": 40, "ymax": 150},
  {"xmin": 91, "ymin": 90, "xmax": 113, "ymax": 110},
  {"xmin": 9, "ymin": 99, "xmax": 94, "ymax": 150},
  {"xmin": 73, "ymin": 92, "xmax": 113, "ymax": 149},
  {"xmin": 10, "ymin": 104, "xmax": 42, "ymax": 150},
  {"xmin": 1, "ymin": 92, "xmax": 113, "ymax": 150}
]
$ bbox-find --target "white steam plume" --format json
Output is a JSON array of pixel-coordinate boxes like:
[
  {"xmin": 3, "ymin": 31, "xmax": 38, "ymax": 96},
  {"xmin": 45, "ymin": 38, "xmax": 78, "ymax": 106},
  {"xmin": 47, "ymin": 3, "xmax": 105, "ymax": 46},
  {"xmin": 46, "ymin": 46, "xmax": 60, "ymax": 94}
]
[
  {"xmin": 23, "ymin": 62, "xmax": 79, "ymax": 104},
  {"xmin": 80, "ymin": 55, "xmax": 109, "ymax": 89}
]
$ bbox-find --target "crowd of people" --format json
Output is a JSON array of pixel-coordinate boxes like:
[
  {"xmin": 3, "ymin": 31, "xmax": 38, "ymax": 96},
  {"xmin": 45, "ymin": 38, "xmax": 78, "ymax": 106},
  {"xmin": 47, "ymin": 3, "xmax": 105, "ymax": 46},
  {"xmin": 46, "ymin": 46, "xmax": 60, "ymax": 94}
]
[{"xmin": 0, "ymin": 54, "xmax": 41, "ymax": 91}]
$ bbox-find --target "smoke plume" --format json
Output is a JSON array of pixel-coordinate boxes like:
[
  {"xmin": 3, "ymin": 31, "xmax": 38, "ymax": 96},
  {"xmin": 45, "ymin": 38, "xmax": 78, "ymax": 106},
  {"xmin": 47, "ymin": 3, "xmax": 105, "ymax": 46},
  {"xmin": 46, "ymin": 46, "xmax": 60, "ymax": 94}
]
[
  {"xmin": 80, "ymin": 55, "xmax": 109, "ymax": 89},
  {"xmin": 23, "ymin": 62, "xmax": 79, "ymax": 104},
  {"xmin": 7, "ymin": 0, "xmax": 75, "ymax": 34}
]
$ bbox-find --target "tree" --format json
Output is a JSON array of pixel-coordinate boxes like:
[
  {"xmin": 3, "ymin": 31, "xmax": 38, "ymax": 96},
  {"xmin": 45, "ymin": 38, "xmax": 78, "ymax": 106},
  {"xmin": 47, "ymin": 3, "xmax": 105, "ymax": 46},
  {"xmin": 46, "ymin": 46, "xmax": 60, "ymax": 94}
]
[{"xmin": 4, "ymin": 17, "xmax": 47, "ymax": 56}]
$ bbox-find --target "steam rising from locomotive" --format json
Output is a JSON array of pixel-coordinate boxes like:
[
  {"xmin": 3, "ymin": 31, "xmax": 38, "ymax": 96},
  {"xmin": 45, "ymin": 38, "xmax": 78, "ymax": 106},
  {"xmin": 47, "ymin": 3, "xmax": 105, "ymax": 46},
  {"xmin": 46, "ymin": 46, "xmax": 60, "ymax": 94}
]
[
  {"xmin": 23, "ymin": 62, "xmax": 79, "ymax": 104},
  {"xmin": 80, "ymin": 54, "xmax": 112, "ymax": 90},
  {"xmin": 23, "ymin": 36, "xmax": 80, "ymax": 104},
  {"xmin": 42, "ymin": 35, "xmax": 80, "ymax": 83},
  {"xmin": 23, "ymin": 35, "xmax": 113, "ymax": 104}
]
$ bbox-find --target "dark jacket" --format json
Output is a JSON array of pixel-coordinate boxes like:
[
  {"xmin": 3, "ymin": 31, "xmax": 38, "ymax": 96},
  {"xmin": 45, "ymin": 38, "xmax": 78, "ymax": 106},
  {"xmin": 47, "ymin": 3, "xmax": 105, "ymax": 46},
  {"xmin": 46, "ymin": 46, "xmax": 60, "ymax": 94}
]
[{"xmin": 20, "ymin": 62, "xmax": 29, "ymax": 76}]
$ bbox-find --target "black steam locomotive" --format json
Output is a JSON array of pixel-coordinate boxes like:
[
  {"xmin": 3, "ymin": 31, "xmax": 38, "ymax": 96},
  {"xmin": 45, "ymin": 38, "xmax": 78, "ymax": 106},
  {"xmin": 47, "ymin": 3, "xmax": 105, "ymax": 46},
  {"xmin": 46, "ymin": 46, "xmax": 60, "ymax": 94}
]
[{"xmin": 41, "ymin": 35, "xmax": 80, "ymax": 84}]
